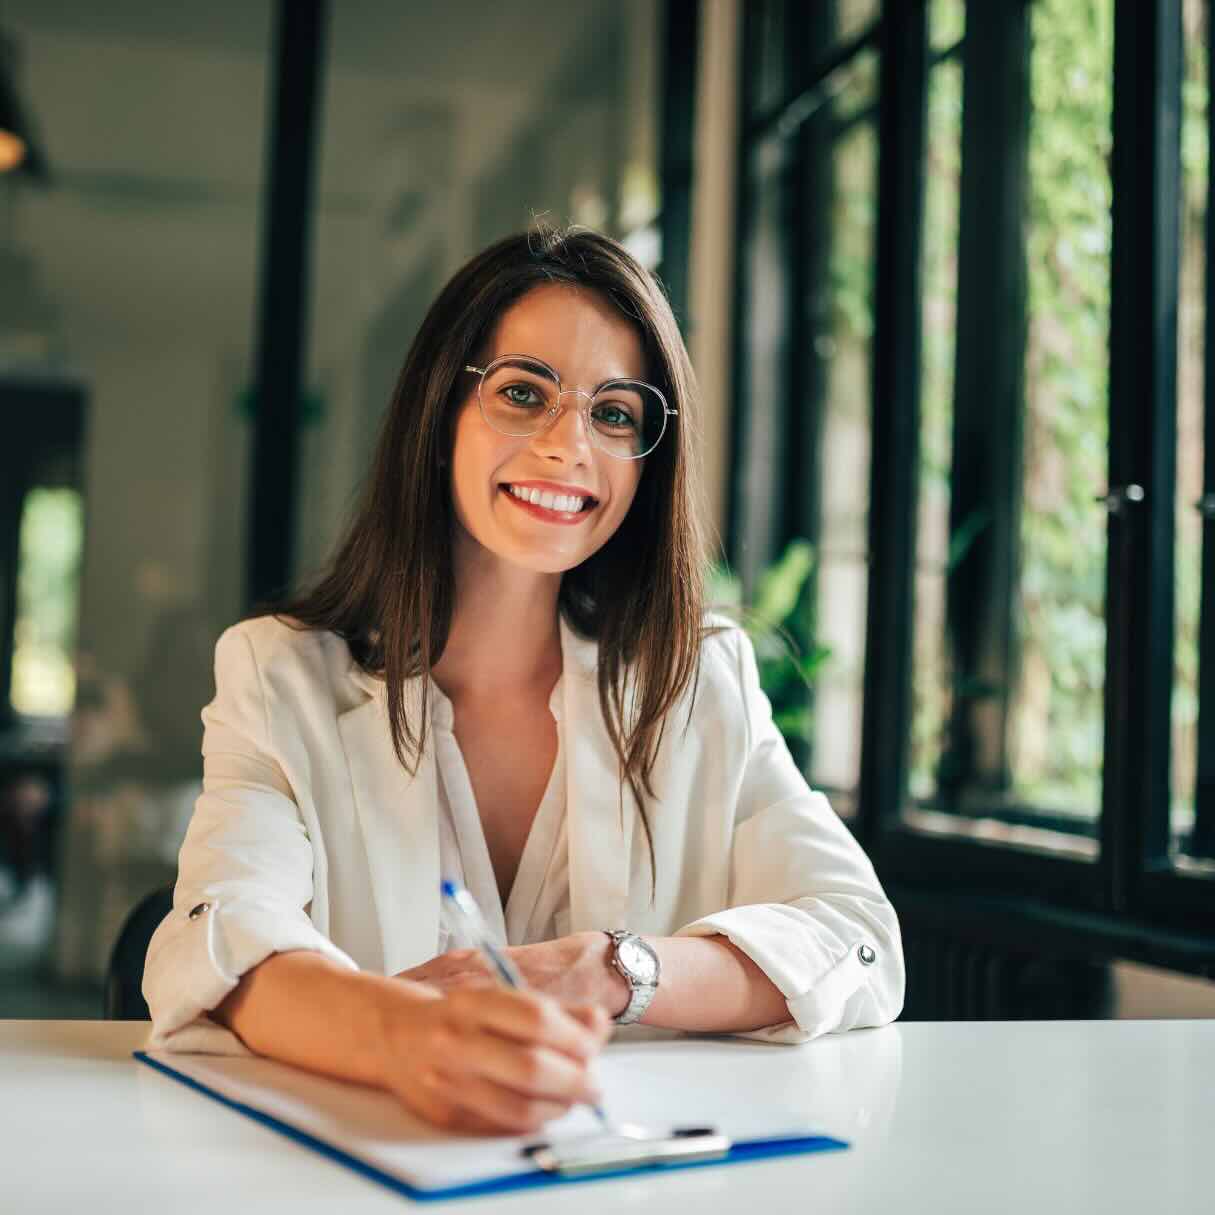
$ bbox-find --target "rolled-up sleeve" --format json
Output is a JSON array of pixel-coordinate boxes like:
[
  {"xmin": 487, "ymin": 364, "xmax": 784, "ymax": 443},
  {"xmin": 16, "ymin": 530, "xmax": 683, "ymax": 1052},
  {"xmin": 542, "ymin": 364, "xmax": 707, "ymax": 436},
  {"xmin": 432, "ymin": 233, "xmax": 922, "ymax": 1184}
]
[
  {"xmin": 676, "ymin": 627, "xmax": 905, "ymax": 1043},
  {"xmin": 142, "ymin": 626, "xmax": 357, "ymax": 1054}
]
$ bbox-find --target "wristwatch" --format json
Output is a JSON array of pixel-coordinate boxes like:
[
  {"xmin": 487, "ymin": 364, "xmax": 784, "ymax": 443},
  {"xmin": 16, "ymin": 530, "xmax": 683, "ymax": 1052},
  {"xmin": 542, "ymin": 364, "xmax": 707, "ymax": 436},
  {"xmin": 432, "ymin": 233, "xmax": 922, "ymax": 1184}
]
[{"xmin": 604, "ymin": 930, "xmax": 661, "ymax": 1025}]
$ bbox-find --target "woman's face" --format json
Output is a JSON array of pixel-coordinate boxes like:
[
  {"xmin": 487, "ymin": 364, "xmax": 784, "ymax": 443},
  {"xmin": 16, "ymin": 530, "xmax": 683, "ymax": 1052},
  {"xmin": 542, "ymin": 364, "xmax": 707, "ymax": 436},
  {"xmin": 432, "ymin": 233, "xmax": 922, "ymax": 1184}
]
[{"xmin": 448, "ymin": 283, "xmax": 648, "ymax": 576}]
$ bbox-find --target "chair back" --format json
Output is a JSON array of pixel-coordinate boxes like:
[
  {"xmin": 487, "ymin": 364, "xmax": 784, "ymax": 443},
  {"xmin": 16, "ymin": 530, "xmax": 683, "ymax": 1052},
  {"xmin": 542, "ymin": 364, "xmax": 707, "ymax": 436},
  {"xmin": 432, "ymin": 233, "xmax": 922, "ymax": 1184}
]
[{"xmin": 104, "ymin": 884, "xmax": 173, "ymax": 1019}]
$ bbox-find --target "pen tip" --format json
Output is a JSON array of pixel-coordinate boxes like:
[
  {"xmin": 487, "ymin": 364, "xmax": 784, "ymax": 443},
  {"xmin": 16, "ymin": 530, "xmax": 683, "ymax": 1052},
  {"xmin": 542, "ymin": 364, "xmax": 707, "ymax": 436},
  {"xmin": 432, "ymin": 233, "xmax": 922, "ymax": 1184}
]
[{"xmin": 440, "ymin": 879, "xmax": 457, "ymax": 897}]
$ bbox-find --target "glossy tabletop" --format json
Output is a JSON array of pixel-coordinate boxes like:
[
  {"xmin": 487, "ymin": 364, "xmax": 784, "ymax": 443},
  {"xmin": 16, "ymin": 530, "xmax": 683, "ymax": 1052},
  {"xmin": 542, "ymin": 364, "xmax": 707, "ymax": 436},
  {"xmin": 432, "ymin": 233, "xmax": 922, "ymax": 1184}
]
[{"xmin": 3, "ymin": 1018, "xmax": 1212, "ymax": 1213}]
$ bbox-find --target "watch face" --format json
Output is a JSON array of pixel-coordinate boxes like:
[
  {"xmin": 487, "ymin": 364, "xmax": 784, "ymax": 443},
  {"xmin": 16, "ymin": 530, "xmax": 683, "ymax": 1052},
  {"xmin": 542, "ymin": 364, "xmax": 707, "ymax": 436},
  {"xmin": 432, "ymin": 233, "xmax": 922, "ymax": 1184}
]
[{"xmin": 619, "ymin": 937, "xmax": 658, "ymax": 983}]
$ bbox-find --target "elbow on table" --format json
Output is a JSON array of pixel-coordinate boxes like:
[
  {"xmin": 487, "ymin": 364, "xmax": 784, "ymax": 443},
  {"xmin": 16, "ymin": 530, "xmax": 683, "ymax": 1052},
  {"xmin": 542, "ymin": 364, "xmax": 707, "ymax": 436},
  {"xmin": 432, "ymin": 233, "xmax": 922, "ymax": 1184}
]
[
  {"xmin": 853, "ymin": 897, "xmax": 906, "ymax": 1030},
  {"xmin": 802, "ymin": 892, "xmax": 906, "ymax": 1035}
]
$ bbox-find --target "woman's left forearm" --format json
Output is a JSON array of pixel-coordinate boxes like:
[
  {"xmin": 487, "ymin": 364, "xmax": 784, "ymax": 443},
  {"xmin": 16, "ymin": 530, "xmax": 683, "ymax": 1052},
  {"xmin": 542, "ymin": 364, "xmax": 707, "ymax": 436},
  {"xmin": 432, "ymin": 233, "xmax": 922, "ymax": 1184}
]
[
  {"xmin": 605, "ymin": 934, "xmax": 791, "ymax": 1033},
  {"xmin": 403, "ymin": 932, "xmax": 793, "ymax": 1034}
]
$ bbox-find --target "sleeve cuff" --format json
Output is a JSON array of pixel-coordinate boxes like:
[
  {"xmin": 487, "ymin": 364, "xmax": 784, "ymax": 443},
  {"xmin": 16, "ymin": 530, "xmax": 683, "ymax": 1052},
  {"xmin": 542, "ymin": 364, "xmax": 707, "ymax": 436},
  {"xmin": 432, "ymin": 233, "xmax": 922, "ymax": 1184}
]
[
  {"xmin": 143, "ymin": 894, "xmax": 358, "ymax": 1053},
  {"xmin": 676, "ymin": 904, "xmax": 882, "ymax": 1043}
]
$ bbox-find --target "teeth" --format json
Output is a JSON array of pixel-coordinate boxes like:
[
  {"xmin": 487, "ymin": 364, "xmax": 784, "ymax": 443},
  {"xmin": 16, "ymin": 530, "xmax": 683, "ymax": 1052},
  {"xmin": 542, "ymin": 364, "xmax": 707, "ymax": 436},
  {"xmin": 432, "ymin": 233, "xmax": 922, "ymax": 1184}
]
[{"xmin": 506, "ymin": 485, "xmax": 588, "ymax": 513}]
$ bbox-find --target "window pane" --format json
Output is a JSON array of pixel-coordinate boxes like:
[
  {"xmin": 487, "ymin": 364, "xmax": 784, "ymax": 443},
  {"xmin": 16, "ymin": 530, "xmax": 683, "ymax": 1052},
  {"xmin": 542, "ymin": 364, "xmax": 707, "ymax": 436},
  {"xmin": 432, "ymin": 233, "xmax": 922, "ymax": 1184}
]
[
  {"xmin": 749, "ymin": 0, "xmax": 792, "ymax": 117},
  {"xmin": 1012, "ymin": 0, "xmax": 1113, "ymax": 822},
  {"xmin": 831, "ymin": 0, "xmax": 879, "ymax": 50},
  {"xmin": 805, "ymin": 57, "xmax": 879, "ymax": 812},
  {"xmin": 910, "ymin": 29, "xmax": 963, "ymax": 803},
  {"xmin": 734, "ymin": 132, "xmax": 794, "ymax": 593},
  {"xmin": 10, "ymin": 489, "xmax": 83, "ymax": 718},
  {"xmin": 929, "ymin": 0, "xmax": 965, "ymax": 53},
  {"xmin": 906, "ymin": 0, "xmax": 1113, "ymax": 851},
  {"xmin": 1174, "ymin": 0, "xmax": 1209, "ymax": 865}
]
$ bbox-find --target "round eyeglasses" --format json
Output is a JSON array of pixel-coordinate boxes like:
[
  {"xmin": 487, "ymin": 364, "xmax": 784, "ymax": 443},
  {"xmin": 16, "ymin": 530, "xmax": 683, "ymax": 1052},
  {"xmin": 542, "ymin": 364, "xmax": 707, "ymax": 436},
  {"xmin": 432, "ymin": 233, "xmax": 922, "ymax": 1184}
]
[{"xmin": 463, "ymin": 355, "xmax": 676, "ymax": 460}]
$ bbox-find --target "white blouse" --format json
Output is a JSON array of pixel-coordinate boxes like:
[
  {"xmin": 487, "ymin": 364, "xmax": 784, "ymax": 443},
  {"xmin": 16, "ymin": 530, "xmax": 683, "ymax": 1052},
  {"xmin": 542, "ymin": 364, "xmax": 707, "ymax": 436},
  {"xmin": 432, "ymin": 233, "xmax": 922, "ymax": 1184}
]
[{"xmin": 430, "ymin": 676, "xmax": 569, "ymax": 953}]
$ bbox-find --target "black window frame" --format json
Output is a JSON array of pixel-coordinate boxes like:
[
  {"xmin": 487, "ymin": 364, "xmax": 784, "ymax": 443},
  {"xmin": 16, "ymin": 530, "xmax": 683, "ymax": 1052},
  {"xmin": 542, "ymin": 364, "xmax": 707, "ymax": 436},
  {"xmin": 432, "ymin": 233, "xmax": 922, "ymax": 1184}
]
[{"xmin": 730, "ymin": 0, "xmax": 1215, "ymax": 977}]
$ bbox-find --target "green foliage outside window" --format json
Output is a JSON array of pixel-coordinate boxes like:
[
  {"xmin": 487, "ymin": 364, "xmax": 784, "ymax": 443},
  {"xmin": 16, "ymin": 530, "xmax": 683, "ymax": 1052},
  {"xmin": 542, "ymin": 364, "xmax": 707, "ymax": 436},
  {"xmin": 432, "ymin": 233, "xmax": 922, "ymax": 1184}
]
[{"xmin": 708, "ymin": 540, "xmax": 832, "ymax": 765}]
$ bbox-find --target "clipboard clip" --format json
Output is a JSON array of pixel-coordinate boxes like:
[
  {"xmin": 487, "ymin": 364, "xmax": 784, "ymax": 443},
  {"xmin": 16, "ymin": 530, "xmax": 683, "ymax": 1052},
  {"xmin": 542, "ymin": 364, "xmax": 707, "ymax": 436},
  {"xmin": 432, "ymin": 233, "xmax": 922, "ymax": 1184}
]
[{"xmin": 523, "ymin": 1127, "xmax": 732, "ymax": 1177}]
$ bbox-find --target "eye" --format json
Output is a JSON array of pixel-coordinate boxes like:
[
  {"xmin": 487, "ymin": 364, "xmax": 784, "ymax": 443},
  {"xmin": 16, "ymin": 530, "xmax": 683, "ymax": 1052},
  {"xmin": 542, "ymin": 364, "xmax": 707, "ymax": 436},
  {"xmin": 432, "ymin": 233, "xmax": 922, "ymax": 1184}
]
[
  {"xmin": 592, "ymin": 402, "xmax": 638, "ymax": 431},
  {"xmin": 501, "ymin": 382, "xmax": 545, "ymax": 408}
]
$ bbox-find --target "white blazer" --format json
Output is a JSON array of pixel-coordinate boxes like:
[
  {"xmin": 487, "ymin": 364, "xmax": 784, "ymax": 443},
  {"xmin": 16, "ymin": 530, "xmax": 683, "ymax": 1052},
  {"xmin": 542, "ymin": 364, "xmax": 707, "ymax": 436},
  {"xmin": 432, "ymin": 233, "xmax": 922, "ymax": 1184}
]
[{"xmin": 144, "ymin": 612, "xmax": 904, "ymax": 1051}]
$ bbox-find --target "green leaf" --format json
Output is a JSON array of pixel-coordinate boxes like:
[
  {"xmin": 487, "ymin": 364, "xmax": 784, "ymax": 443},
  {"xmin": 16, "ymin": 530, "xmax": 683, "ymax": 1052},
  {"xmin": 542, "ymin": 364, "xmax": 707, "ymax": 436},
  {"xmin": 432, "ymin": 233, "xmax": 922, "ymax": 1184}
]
[{"xmin": 752, "ymin": 539, "xmax": 816, "ymax": 631}]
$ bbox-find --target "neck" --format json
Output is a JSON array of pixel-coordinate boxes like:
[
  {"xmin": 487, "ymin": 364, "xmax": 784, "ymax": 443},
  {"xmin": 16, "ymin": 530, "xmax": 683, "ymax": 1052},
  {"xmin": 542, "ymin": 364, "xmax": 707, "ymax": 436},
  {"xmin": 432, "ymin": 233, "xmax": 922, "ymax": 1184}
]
[{"xmin": 430, "ymin": 541, "xmax": 564, "ymax": 701}]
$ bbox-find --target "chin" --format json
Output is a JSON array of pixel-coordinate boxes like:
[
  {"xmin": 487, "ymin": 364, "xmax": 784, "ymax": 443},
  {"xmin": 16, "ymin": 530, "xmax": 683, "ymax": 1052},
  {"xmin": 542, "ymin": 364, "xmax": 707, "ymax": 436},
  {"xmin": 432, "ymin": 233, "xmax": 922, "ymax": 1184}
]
[{"xmin": 505, "ymin": 548, "xmax": 588, "ymax": 575}]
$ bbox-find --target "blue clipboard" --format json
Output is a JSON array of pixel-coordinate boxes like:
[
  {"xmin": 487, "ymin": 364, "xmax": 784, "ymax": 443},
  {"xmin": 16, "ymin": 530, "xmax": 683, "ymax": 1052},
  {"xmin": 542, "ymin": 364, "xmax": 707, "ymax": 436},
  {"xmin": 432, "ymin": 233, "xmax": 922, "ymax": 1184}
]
[{"xmin": 135, "ymin": 1050, "xmax": 848, "ymax": 1202}]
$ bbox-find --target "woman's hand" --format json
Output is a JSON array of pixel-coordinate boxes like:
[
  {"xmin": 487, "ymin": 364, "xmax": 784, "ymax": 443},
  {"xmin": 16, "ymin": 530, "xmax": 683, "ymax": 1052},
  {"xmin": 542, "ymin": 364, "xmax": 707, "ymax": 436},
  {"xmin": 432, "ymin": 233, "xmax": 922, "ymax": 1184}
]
[
  {"xmin": 395, "ymin": 933, "xmax": 630, "ymax": 1016},
  {"xmin": 376, "ymin": 984, "xmax": 612, "ymax": 1135}
]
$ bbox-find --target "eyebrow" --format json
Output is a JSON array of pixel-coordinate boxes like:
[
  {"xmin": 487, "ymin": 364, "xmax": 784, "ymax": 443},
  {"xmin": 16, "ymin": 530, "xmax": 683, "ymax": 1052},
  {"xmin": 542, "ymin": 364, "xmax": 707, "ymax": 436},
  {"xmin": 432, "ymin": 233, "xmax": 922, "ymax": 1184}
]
[{"xmin": 491, "ymin": 353, "xmax": 648, "ymax": 392}]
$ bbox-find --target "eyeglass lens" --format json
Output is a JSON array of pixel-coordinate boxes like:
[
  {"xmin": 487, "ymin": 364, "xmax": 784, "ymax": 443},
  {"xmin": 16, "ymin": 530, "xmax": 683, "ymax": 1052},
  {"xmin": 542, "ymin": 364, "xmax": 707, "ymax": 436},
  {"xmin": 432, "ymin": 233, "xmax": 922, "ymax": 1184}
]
[{"xmin": 479, "ymin": 357, "xmax": 666, "ymax": 458}]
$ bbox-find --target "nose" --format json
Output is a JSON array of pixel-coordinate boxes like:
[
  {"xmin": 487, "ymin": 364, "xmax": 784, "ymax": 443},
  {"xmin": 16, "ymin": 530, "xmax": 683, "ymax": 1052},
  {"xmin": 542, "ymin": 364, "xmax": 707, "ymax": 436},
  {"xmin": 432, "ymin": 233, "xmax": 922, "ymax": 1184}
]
[{"xmin": 531, "ymin": 389, "xmax": 594, "ymax": 463}]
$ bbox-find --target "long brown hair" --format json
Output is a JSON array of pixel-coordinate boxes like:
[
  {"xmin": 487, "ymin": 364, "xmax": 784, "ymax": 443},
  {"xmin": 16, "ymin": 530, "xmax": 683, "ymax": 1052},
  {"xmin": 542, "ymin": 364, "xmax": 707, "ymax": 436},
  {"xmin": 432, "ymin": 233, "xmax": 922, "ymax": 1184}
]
[{"xmin": 273, "ymin": 223, "xmax": 715, "ymax": 877}]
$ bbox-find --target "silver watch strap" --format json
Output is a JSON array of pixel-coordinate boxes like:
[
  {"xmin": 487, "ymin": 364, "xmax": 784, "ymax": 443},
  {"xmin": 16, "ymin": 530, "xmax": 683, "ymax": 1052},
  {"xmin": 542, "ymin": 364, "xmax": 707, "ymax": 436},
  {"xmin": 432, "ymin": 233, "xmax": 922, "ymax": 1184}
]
[{"xmin": 607, "ymin": 930, "xmax": 658, "ymax": 1026}]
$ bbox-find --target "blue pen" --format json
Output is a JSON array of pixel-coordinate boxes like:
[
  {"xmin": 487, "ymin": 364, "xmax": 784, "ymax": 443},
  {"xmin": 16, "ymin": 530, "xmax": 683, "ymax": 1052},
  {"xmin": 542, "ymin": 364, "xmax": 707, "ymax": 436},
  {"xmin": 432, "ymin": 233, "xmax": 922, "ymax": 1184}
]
[{"xmin": 439, "ymin": 879, "xmax": 609, "ymax": 1127}]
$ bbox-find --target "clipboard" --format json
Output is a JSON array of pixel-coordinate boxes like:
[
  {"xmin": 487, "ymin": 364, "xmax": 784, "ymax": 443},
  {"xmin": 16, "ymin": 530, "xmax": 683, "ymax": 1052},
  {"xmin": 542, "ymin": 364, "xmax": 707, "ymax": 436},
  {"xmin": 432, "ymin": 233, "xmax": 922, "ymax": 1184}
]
[{"xmin": 135, "ymin": 1048, "xmax": 848, "ymax": 1202}]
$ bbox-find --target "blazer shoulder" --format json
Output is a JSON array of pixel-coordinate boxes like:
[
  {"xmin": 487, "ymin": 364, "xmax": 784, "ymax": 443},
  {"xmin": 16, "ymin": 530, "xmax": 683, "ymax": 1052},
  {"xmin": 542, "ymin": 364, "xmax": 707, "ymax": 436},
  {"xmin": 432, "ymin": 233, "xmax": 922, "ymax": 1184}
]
[
  {"xmin": 700, "ymin": 610, "xmax": 745, "ymax": 664},
  {"xmin": 221, "ymin": 614, "xmax": 349, "ymax": 694},
  {"xmin": 224, "ymin": 612, "xmax": 317, "ymax": 659},
  {"xmin": 693, "ymin": 611, "xmax": 747, "ymax": 703}
]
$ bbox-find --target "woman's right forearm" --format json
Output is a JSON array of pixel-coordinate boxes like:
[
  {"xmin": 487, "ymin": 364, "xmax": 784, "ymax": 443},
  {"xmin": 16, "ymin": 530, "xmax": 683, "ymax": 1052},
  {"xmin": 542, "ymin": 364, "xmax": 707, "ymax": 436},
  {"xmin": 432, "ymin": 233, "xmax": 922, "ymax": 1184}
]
[
  {"xmin": 212, "ymin": 950, "xmax": 610, "ymax": 1136},
  {"xmin": 212, "ymin": 951, "xmax": 437, "ymax": 1091}
]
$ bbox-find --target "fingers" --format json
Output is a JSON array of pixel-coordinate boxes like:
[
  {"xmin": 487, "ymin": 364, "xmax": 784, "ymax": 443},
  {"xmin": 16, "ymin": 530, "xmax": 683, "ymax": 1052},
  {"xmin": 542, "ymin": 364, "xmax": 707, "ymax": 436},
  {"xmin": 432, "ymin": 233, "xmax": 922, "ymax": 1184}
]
[
  {"xmin": 382, "ymin": 987, "xmax": 613, "ymax": 1135},
  {"xmin": 425, "ymin": 1066, "xmax": 574, "ymax": 1135},
  {"xmin": 449, "ymin": 1028, "xmax": 602, "ymax": 1106},
  {"xmin": 450, "ymin": 988, "xmax": 604, "ymax": 1064}
]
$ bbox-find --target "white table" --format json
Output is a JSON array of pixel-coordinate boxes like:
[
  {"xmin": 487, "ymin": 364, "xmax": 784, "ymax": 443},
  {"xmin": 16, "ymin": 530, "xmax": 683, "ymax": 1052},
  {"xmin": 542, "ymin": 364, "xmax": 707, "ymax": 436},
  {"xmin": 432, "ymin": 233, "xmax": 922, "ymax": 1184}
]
[{"xmin": 3, "ymin": 1018, "xmax": 1212, "ymax": 1213}]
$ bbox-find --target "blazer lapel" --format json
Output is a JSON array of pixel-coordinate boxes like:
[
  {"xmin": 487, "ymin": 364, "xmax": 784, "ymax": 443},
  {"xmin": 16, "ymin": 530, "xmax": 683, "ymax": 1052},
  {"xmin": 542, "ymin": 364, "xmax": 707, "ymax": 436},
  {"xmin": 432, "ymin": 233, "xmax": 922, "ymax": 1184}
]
[
  {"xmin": 560, "ymin": 616, "xmax": 635, "ymax": 933},
  {"xmin": 338, "ymin": 664, "xmax": 440, "ymax": 975}
]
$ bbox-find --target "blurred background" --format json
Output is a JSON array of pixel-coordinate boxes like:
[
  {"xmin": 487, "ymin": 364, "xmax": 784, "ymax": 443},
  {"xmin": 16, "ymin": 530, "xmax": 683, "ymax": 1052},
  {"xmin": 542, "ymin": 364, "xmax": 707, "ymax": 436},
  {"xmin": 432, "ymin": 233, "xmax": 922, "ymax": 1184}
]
[{"xmin": 1, "ymin": 0, "xmax": 1213, "ymax": 1021}]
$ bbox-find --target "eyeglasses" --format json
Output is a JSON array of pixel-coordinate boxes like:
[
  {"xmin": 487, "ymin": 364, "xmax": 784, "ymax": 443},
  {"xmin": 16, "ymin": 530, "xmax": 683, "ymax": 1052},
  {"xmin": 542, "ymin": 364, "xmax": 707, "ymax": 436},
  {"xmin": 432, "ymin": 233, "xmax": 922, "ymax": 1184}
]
[{"xmin": 463, "ymin": 354, "xmax": 676, "ymax": 460}]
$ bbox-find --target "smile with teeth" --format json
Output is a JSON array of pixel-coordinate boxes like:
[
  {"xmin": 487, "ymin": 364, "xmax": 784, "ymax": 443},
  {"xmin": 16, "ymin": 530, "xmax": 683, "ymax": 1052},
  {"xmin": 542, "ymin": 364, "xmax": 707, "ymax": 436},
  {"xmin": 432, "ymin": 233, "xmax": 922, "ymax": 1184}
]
[{"xmin": 503, "ymin": 484, "xmax": 595, "ymax": 514}]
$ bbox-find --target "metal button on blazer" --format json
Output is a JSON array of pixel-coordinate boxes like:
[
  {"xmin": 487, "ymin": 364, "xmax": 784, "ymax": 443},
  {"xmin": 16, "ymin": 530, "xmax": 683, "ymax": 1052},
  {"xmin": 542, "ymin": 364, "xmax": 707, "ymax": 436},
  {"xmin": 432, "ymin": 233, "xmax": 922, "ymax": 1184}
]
[
  {"xmin": 188, "ymin": 902, "xmax": 211, "ymax": 920},
  {"xmin": 857, "ymin": 943, "xmax": 876, "ymax": 965}
]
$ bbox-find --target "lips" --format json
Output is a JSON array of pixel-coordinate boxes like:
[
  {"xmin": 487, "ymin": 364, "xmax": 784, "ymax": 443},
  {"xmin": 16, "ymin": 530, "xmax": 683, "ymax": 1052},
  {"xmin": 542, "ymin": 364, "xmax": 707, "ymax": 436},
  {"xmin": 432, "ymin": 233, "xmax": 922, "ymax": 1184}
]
[{"xmin": 498, "ymin": 483, "xmax": 597, "ymax": 524}]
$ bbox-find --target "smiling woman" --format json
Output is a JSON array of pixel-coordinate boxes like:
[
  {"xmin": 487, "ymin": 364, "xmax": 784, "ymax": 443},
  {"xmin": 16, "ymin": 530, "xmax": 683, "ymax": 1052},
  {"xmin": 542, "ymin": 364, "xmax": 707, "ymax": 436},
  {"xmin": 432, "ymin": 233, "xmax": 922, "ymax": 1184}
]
[{"xmin": 141, "ymin": 224, "xmax": 904, "ymax": 1138}]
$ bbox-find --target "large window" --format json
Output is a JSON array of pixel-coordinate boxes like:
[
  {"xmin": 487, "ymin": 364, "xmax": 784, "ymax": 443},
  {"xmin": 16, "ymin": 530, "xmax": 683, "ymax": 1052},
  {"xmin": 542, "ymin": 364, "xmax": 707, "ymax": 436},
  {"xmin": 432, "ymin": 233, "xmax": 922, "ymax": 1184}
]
[{"xmin": 732, "ymin": 0, "xmax": 1215, "ymax": 960}]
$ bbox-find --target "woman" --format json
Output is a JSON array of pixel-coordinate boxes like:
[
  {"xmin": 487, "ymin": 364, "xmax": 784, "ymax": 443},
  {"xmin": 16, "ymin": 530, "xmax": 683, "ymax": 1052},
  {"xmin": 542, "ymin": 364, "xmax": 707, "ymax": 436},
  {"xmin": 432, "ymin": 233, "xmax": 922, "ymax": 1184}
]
[{"xmin": 144, "ymin": 225, "xmax": 904, "ymax": 1136}]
